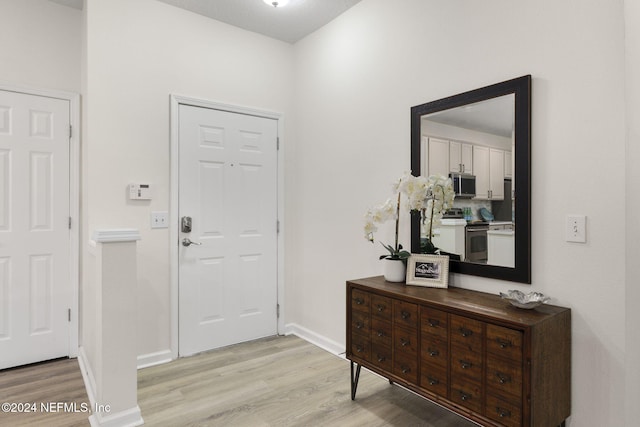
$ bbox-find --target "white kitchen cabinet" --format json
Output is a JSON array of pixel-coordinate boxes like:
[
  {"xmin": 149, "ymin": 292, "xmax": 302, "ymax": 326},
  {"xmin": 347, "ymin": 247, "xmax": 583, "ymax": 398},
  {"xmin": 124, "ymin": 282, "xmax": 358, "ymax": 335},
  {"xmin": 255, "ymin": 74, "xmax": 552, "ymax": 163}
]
[
  {"xmin": 487, "ymin": 229, "xmax": 515, "ymax": 267},
  {"xmin": 473, "ymin": 145, "xmax": 490, "ymax": 199},
  {"xmin": 431, "ymin": 219, "xmax": 466, "ymax": 260},
  {"xmin": 427, "ymin": 137, "xmax": 450, "ymax": 177},
  {"xmin": 489, "ymin": 148, "xmax": 505, "ymax": 200},
  {"xmin": 504, "ymin": 150, "xmax": 512, "ymax": 178},
  {"xmin": 449, "ymin": 141, "xmax": 473, "ymax": 174},
  {"xmin": 473, "ymin": 145, "xmax": 504, "ymax": 200}
]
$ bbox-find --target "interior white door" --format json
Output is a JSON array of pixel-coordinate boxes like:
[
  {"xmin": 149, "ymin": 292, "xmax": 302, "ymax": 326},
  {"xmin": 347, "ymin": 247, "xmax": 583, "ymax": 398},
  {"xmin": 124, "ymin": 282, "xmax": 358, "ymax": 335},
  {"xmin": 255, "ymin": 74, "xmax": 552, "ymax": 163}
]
[
  {"xmin": 178, "ymin": 105, "xmax": 278, "ymax": 356},
  {"xmin": 0, "ymin": 90, "xmax": 71, "ymax": 369}
]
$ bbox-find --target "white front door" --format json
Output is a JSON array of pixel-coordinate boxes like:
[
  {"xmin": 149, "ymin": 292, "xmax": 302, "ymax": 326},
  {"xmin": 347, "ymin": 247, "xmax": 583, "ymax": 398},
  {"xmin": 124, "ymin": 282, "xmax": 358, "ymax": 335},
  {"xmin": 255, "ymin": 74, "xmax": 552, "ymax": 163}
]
[
  {"xmin": 0, "ymin": 90, "xmax": 71, "ymax": 369},
  {"xmin": 178, "ymin": 104, "xmax": 278, "ymax": 356}
]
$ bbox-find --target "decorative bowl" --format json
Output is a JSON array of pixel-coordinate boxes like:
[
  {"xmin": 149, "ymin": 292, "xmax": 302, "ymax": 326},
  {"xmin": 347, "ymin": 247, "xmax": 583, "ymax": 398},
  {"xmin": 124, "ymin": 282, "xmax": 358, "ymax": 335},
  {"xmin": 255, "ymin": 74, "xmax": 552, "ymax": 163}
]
[{"xmin": 500, "ymin": 290, "xmax": 550, "ymax": 309}]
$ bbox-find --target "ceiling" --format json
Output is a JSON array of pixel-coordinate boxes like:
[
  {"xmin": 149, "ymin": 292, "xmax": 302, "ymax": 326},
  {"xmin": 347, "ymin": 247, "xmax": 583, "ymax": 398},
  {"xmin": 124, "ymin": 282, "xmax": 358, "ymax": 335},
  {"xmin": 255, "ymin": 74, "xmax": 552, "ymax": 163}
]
[
  {"xmin": 49, "ymin": 0, "xmax": 363, "ymax": 44},
  {"xmin": 423, "ymin": 95, "xmax": 515, "ymax": 138}
]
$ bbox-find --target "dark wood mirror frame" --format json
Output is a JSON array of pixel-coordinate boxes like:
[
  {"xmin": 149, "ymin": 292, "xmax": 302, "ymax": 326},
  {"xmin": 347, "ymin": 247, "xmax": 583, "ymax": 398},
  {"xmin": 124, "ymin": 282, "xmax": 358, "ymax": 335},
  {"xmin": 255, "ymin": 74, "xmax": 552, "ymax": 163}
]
[{"xmin": 410, "ymin": 75, "xmax": 531, "ymax": 283}]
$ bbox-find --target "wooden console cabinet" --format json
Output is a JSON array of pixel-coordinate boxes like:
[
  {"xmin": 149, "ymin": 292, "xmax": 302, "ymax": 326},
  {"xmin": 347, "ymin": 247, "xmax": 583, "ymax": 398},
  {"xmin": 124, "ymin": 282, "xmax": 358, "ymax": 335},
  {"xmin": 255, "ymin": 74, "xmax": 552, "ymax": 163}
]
[{"xmin": 346, "ymin": 276, "xmax": 571, "ymax": 427}]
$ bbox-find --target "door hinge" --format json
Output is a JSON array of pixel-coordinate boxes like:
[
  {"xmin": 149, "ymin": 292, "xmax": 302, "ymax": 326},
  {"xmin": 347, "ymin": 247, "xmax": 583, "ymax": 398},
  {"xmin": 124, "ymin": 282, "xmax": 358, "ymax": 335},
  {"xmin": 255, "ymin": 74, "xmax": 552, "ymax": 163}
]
[
  {"xmin": 277, "ymin": 304, "xmax": 280, "ymax": 318},
  {"xmin": 68, "ymin": 217, "xmax": 72, "ymax": 229},
  {"xmin": 277, "ymin": 220, "xmax": 280, "ymax": 234},
  {"xmin": 277, "ymin": 137, "xmax": 280, "ymax": 150},
  {"xmin": 68, "ymin": 309, "xmax": 71, "ymax": 322},
  {"xmin": 69, "ymin": 125, "xmax": 72, "ymax": 138}
]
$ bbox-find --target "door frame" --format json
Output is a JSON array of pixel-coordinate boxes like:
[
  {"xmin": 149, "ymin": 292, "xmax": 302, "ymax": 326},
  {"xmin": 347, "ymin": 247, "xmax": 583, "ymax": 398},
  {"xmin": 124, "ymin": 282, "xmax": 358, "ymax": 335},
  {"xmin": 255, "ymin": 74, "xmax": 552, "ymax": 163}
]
[
  {"xmin": 169, "ymin": 95, "xmax": 285, "ymax": 359},
  {"xmin": 0, "ymin": 82, "xmax": 81, "ymax": 359}
]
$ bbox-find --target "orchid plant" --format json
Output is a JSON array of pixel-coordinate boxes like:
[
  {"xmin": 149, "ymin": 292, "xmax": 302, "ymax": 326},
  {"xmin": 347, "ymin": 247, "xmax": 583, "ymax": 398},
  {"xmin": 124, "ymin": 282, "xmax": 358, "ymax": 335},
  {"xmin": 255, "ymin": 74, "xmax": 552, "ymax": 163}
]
[{"xmin": 365, "ymin": 172, "xmax": 455, "ymax": 259}]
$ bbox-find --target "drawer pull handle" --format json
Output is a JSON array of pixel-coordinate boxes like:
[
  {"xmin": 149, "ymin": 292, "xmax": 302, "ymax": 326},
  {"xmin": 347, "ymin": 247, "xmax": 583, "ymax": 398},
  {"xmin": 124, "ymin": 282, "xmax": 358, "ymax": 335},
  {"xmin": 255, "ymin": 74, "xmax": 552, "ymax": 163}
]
[
  {"xmin": 427, "ymin": 376, "xmax": 439, "ymax": 386},
  {"xmin": 428, "ymin": 348, "xmax": 439, "ymax": 357},
  {"xmin": 377, "ymin": 354, "xmax": 386, "ymax": 362},
  {"xmin": 496, "ymin": 372, "xmax": 512, "ymax": 384},
  {"xmin": 402, "ymin": 366, "xmax": 411, "ymax": 374},
  {"xmin": 354, "ymin": 297, "xmax": 364, "ymax": 305},
  {"xmin": 497, "ymin": 338, "xmax": 512, "ymax": 348},
  {"xmin": 401, "ymin": 310, "xmax": 411, "ymax": 320},
  {"xmin": 377, "ymin": 330, "xmax": 385, "ymax": 337},
  {"xmin": 400, "ymin": 338, "xmax": 410, "ymax": 347},
  {"xmin": 427, "ymin": 318, "xmax": 440, "ymax": 327},
  {"xmin": 459, "ymin": 360, "xmax": 472, "ymax": 369},
  {"xmin": 376, "ymin": 304, "xmax": 386, "ymax": 312},
  {"xmin": 459, "ymin": 327, "xmax": 473, "ymax": 337},
  {"xmin": 459, "ymin": 391, "xmax": 471, "ymax": 401},
  {"xmin": 497, "ymin": 407, "xmax": 511, "ymax": 418},
  {"xmin": 355, "ymin": 322, "xmax": 363, "ymax": 329},
  {"xmin": 355, "ymin": 345, "xmax": 363, "ymax": 353}
]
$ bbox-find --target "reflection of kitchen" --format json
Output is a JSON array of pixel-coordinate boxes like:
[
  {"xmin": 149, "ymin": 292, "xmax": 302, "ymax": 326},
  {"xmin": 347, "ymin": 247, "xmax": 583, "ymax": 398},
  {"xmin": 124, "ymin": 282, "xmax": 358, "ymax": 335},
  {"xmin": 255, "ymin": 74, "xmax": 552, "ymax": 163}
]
[
  {"xmin": 432, "ymin": 182, "xmax": 514, "ymax": 268},
  {"xmin": 421, "ymin": 100, "xmax": 515, "ymax": 268}
]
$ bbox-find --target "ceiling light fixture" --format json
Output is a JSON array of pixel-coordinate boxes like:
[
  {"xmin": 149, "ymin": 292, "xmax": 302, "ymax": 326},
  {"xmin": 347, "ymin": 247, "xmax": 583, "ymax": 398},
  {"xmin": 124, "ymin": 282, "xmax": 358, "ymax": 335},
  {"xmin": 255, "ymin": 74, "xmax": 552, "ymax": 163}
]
[{"xmin": 263, "ymin": 0, "xmax": 290, "ymax": 7}]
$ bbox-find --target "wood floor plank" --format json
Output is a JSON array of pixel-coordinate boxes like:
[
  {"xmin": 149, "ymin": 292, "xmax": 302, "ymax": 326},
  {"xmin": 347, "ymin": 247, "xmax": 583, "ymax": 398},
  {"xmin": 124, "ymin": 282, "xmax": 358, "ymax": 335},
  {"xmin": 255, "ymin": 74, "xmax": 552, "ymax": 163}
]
[
  {"xmin": 1, "ymin": 335, "xmax": 478, "ymax": 426},
  {"xmin": 0, "ymin": 358, "xmax": 91, "ymax": 427},
  {"xmin": 138, "ymin": 335, "xmax": 478, "ymax": 426}
]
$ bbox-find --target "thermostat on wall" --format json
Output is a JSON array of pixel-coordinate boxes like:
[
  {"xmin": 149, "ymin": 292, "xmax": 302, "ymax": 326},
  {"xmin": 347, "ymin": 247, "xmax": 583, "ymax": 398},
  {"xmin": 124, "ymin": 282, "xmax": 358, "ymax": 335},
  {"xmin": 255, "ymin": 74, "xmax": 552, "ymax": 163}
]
[{"xmin": 129, "ymin": 183, "xmax": 152, "ymax": 200}]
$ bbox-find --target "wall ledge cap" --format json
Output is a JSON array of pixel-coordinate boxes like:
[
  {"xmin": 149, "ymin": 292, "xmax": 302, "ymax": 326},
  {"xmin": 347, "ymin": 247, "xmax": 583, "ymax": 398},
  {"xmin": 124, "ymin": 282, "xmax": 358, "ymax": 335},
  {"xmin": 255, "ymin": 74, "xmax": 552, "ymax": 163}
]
[{"xmin": 92, "ymin": 229, "xmax": 141, "ymax": 243}]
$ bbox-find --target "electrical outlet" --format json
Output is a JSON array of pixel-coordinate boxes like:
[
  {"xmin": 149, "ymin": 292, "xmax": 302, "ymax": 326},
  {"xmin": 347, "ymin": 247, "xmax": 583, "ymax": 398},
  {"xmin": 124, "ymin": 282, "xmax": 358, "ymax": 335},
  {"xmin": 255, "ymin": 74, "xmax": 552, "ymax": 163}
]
[
  {"xmin": 151, "ymin": 211, "xmax": 169, "ymax": 229},
  {"xmin": 566, "ymin": 215, "xmax": 586, "ymax": 243}
]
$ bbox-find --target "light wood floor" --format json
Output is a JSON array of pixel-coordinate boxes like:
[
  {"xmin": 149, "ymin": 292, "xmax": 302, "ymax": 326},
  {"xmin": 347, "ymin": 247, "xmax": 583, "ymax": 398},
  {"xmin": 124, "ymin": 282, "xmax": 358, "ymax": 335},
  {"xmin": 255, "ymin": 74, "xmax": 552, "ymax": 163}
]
[
  {"xmin": 0, "ymin": 358, "xmax": 91, "ymax": 427},
  {"xmin": 1, "ymin": 335, "xmax": 477, "ymax": 426}
]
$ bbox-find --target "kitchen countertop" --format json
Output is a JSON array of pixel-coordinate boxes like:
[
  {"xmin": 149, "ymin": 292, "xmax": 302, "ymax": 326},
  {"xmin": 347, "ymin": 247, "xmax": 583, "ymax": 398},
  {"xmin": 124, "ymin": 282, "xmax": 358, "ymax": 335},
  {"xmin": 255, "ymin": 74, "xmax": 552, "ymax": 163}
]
[
  {"xmin": 487, "ymin": 229, "xmax": 514, "ymax": 236},
  {"xmin": 440, "ymin": 218, "xmax": 467, "ymax": 226}
]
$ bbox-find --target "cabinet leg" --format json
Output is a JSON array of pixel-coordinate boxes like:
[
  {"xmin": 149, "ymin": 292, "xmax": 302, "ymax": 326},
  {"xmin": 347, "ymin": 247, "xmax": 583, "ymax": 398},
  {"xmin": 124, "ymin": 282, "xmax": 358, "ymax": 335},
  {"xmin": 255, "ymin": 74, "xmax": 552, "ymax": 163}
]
[
  {"xmin": 558, "ymin": 422, "xmax": 566, "ymax": 427},
  {"xmin": 350, "ymin": 361, "xmax": 361, "ymax": 400}
]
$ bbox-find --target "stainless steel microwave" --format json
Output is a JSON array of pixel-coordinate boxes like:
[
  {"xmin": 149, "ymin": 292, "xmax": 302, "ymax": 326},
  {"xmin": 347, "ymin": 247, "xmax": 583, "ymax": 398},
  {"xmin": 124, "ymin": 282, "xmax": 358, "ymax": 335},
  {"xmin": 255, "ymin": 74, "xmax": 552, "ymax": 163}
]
[{"xmin": 450, "ymin": 173, "xmax": 476, "ymax": 198}]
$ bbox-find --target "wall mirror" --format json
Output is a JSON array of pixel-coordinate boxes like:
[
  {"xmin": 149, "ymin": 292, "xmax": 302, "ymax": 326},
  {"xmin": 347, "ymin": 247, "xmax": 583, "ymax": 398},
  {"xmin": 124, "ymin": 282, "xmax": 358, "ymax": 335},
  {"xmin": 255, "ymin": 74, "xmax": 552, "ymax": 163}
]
[{"xmin": 410, "ymin": 75, "xmax": 531, "ymax": 283}]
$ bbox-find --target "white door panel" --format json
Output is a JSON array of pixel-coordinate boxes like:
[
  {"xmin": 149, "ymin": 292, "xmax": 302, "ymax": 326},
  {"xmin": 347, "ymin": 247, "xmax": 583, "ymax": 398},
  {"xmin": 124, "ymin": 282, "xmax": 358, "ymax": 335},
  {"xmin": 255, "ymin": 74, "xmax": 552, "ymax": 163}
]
[
  {"xmin": 0, "ymin": 90, "xmax": 70, "ymax": 369},
  {"xmin": 179, "ymin": 105, "xmax": 277, "ymax": 356}
]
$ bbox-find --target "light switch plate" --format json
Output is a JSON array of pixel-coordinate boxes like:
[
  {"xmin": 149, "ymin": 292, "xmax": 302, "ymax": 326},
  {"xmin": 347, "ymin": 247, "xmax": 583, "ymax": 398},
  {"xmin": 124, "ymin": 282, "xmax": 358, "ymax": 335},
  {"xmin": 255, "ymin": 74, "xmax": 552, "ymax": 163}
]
[
  {"xmin": 151, "ymin": 211, "xmax": 169, "ymax": 229},
  {"xmin": 566, "ymin": 215, "xmax": 586, "ymax": 243}
]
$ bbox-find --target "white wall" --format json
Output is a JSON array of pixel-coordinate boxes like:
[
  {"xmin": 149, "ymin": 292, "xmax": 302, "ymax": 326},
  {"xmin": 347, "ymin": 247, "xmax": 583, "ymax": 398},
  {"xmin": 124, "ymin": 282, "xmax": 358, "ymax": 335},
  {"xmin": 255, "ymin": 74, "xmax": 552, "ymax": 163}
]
[
  {"xmin": 292, "ymin": 0, "xmax": 627, "ymax": 426},
  {"xmin": 1, "ymin": 1, "xmax": 636, "ymax": 425},
  {"xmin": 82, "ymin": 0, "xmax": 294, "ymax": 362},
  {"xmin": 0, "ymin": 0, "xmax": 81, "ymax": 92},
  {"xmin": 624, "ymin": 0, "xmax": 640, "ymax": 424}
]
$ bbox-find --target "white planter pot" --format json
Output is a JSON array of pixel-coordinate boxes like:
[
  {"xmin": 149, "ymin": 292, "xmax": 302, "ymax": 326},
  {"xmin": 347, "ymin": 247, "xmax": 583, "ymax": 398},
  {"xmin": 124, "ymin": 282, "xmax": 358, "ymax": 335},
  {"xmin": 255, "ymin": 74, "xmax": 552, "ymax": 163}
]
[{"xmin": 383, "ymin": 258, "xmax": 406, "ymax": 283}]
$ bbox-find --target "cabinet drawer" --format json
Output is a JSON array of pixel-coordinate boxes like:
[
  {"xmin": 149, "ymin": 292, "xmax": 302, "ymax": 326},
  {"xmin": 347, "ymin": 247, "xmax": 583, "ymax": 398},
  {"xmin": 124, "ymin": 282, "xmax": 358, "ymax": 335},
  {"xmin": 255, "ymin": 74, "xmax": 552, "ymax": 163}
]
[
  {"xmin": 450, "ymin": 344, "xmax": 483, "ymax": 382},
  {"xmin": 350, "ymin": 335, "xmax": 371, "ymax": 362},
  {"xmin": 393, "ymin": 300, "xmax": 418, "ymax": 329},
  {"xmin": 421, "ymin": 334, "xmax": 448, "ymax": 369},
  {"xmin": 394, "ymin": 326, "xmax": 418, "ymax": 357},
  {"xmin": 393, "ymin": 352, "xmax": 418, "ymax": 384},
  {"xmin": 371, "ymin": 318, "xmax": 392, "ymax": 347},
  {"xmin": 486, "ymin": 356, "xmax": 522, "ymax": 399},
  {"xmin": 450, "ymin": 377, "xmax": 482, "ymax": 414},
  {"xmin": 486, "ymin": 324, "xmax": 523, "ymax": 363},
  {"xmin": 421, "ymin": 307, "xmax": 448, "ymax": 340},
  {"xmin": 351, "ymin": 310, "xmax": 370, "ymax": 336},
  {"xmin": 486, "ymin": 393, "xmax": 522, "ymax": 427},
  {"xmin": 450, "ymin": 314, "xmax": 483, "ymax": 350},
  {"xmin": 351, "ymin": 289, "xmax": 371, "ymax": 312},
  {"xmin": 371, "ymin": 343, "xmax": 392, "ymax": 371},
  {"xmin": 420, "ymin": 363, "xmax": 447, "ymax": 398},
  {"xmin": 371, "ymin": 294, "xmax": 392, "ymax": 320}
]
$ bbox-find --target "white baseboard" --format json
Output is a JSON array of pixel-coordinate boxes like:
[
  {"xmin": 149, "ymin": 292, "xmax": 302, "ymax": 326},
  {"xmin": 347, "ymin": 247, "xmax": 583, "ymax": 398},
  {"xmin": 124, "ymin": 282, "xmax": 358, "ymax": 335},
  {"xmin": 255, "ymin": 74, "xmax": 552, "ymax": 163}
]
[
  {"xmin": 77, "ymin": 346, "xmax": 97, "ymax": 407},
  {"xmin": 79, "ymin": 346, "xmax": 144, "ymax": 427},
  {"xmin": 284, "ymin": 323, "xmax": 345, "ymax": 356},
  {"xmin": 137, "ymin": 349, "xmax": 172, "ymax": 369},
  {"xmin": 89, "ymin": 405, "xmax": 144, "ymax": 427}
]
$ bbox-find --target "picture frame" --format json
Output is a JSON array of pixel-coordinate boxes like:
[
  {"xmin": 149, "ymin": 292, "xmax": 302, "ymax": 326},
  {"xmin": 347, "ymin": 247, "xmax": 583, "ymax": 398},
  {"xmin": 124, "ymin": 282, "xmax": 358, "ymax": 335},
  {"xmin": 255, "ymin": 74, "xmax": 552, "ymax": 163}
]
[{"xmin": 406, "ymin": 254, "xmax": 450, "ymax": 288}]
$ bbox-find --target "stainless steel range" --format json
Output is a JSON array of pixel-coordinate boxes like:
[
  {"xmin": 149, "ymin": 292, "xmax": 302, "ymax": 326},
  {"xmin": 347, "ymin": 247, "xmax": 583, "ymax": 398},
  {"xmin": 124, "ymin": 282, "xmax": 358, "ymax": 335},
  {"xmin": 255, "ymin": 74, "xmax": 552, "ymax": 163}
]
[{"xmin": 465, "ymin": 221, "xmax": 488, "ymax": 263}]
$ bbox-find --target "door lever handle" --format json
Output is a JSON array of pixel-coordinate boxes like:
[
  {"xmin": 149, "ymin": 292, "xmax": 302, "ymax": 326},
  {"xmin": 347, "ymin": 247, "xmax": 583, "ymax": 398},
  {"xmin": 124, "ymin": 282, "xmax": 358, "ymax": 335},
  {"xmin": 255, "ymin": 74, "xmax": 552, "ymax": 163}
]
[{"xmin": 182, "ymin": 238, "xmax": 202, "ymax": 247}]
